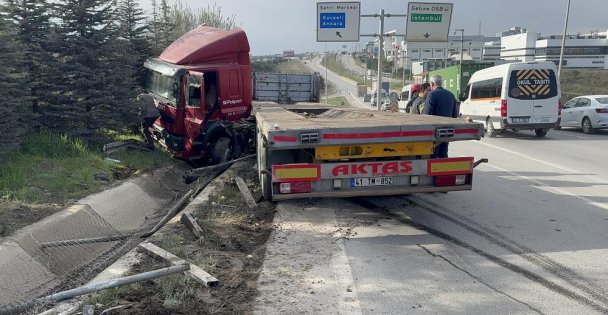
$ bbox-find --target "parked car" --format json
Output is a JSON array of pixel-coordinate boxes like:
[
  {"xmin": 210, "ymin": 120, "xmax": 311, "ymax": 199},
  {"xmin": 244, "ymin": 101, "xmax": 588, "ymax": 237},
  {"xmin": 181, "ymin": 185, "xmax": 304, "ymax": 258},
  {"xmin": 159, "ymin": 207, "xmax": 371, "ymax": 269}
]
[{"xmin": 558, "ymin": 95, "xmax": 608, "ymax": 134}]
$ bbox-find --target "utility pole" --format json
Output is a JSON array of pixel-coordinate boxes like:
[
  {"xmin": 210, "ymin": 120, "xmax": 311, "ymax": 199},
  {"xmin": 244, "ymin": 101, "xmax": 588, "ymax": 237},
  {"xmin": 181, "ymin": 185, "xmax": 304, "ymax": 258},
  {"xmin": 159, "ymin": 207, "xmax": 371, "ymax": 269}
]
[
  {"xmin": 455, "ymin": 29, "xmax": 464, "ymax": 97},
  {"xmin": 361, "ymin": 10, "xmax": 407, "ymax": 111},
  {"xmin": 558, "ymin": 0, "xmax": 571, "ymax": 79}
]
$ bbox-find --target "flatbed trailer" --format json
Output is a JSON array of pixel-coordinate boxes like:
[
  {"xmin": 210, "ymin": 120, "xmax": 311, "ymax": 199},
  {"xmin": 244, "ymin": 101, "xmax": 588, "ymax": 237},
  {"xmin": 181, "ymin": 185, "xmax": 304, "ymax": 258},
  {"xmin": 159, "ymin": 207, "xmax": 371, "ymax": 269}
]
[{"xmin": 254, "ymin": 104, "xmax": 486, "ymax": 200}]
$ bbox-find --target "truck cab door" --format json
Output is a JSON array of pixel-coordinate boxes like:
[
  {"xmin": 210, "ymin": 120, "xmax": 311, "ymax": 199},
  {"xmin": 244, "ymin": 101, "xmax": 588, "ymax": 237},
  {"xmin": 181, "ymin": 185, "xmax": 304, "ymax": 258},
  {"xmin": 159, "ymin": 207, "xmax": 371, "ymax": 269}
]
[
  {"xmin": 218, "ymin": 66, "xmax": 250, "ymax": 120},
  {"xmin": 184, "ymin": 71, "xmax": 205, "ymax": 156}
]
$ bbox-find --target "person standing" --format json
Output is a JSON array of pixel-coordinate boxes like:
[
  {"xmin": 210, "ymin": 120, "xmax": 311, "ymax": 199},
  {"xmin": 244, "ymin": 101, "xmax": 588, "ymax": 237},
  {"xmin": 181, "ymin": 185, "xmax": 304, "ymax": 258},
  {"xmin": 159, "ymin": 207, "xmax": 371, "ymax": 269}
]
[
  {"xmin": 404, "ymin": 83, "xmax": 421, "ymax": 113},
  {"xmin": 410, "ymin": 83, "xmax": 431, "ymax": 114},
  {"xmin": 423, "ymin": 75, "xmax": 458, "ymax": 158},
  {"xmin": 139, "ymin": 91, "xmax": 160, "ymax": 149}
]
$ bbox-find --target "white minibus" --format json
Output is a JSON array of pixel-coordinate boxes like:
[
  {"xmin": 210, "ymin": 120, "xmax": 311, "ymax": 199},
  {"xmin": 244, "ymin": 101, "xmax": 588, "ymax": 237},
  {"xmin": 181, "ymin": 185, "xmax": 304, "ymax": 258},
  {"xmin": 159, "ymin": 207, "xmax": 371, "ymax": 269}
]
[{"xmin": 459, "ymin": 61, "xmax": 561, "ymax": 137}]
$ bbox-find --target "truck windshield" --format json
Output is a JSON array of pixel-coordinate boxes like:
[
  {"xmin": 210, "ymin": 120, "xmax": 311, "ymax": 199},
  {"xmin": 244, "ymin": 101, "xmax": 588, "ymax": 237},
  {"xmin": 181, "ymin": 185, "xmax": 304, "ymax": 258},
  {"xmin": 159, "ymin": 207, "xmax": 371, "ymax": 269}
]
[
  {"xmin": 147, "ymin": 70, "xmax": 175, "ymax": 101},
  {"xmin": 508, "ymin": 69, "xmax": 558, "ymax": 100}
]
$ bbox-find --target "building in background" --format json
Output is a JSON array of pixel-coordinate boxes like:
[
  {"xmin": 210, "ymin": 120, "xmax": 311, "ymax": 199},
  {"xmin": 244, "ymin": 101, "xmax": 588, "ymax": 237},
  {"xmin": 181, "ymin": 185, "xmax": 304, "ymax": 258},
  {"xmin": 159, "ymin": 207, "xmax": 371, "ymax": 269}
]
[
  {"xmin": 500, "ymin": 27, "xmax": 608, "ymax": 69},
  {"xmin": 282, "ymin": 50, "xmax": 295, "ymax": 58},
  {"xmin": 394, "ymin": 33, "xmax": 500, "ymax": 71}
]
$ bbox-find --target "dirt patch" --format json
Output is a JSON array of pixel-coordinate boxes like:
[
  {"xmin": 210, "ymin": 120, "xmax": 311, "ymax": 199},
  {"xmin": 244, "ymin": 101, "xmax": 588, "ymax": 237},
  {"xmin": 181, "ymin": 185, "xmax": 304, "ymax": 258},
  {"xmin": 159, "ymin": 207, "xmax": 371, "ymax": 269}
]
[
  {"xmin": 87, "ymin": 160, "xmax": 276, "ymax": 314},
  {"xmin": 0, "ymin": 201, "xmax": 62, "ymax": 237}
]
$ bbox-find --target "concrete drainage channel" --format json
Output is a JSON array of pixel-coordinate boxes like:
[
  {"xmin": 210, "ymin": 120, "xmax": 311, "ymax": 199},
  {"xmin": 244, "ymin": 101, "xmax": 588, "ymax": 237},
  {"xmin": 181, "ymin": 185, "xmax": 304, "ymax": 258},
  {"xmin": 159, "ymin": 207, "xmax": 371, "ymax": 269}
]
[{"xmin": 0, "ymin": 155, "xmax": 259, "ymax": 314}]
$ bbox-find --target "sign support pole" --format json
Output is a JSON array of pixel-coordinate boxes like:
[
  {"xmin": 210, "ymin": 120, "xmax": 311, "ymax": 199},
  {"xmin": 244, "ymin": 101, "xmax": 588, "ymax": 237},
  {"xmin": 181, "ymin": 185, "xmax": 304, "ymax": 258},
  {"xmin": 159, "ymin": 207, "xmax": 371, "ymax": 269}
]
[
  {"xmin": 376, "ymin": 9, "xmax": 385, "ymax": 111},
  {"xmin": 361, "ymin": 12, "xmax": 406, "ymax": 111}
]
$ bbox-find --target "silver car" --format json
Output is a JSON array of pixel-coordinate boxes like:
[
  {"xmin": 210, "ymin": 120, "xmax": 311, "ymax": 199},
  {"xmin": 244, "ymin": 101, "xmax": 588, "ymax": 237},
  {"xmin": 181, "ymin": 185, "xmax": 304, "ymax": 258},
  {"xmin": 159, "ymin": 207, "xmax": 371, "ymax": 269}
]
[{"xmin": 558, "ymin": 95, "xmax": 608, "ymax": 134}]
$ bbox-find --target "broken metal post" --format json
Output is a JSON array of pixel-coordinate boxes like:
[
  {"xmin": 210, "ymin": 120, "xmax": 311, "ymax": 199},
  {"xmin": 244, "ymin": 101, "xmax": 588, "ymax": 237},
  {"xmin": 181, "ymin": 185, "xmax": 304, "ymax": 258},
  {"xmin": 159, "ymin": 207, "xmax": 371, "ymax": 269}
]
[
  {"xmin": 0, "ymin": 264, "xmax": 189, "ymax": 315},
  {"xmin": 181, "ymin": 212, "xmax": 205, "ymax": 239},
  {"xmin": 235, "ymin": 177, "xmax": 257, "ymax": 209}
]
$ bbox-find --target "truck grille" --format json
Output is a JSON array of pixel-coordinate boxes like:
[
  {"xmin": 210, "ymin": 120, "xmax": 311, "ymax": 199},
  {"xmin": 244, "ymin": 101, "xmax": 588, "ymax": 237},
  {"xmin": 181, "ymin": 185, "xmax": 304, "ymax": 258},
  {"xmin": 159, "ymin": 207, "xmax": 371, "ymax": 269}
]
[
  {"xmin": 300, "ymin": 132, "xmax": 319, "ymax": 143},
  {"xmin": 435, "ymin": 128, "xmax": 455, "ymax": 138}
]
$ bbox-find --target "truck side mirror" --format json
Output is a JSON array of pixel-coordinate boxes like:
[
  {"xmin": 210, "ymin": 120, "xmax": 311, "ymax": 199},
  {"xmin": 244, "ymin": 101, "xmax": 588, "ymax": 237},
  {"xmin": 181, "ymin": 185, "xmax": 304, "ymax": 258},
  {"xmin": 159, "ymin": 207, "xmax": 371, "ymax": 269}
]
[{"xmin": 458, "ymin": 93, "xmax": 467, "ymax": 102}]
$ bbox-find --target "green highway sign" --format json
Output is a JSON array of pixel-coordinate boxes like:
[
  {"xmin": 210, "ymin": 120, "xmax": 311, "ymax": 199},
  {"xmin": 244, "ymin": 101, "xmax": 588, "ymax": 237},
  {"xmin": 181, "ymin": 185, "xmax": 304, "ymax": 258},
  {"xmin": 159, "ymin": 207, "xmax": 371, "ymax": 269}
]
[{"xmin": 406, "ymin": 2, "xmax": 453, "ymax": 42}]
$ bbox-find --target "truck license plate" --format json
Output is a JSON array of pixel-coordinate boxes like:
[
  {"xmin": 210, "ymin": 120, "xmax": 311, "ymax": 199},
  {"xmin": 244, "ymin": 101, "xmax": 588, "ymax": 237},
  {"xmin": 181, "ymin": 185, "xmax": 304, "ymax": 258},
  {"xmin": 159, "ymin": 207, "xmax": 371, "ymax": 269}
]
[{"xmin": 351, "ymin": 177, "xmax": 393, "ymax": 187}]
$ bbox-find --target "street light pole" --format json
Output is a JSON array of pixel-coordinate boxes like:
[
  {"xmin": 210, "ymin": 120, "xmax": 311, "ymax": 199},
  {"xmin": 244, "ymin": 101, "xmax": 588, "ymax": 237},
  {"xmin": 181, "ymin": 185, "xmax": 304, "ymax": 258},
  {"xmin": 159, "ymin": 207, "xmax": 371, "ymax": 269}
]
[
  {"xmin": 402, "ymin": 52, "xmax": 406, "ymax": 87},
  {"xmin": 455, "ymin": 28, "xmax": 464, "ymax": 97},
  {"xmin": 558, "ymin": 0, "xmax": 571, "ymax": 79}
]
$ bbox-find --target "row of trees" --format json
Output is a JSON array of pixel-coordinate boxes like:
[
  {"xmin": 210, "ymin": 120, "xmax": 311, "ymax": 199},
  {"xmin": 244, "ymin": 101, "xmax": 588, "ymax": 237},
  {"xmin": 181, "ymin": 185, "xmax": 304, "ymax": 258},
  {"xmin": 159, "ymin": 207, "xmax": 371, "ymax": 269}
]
[{"xmin": 0, "ymin": 0, "xmax": 238, "ymax": 154}]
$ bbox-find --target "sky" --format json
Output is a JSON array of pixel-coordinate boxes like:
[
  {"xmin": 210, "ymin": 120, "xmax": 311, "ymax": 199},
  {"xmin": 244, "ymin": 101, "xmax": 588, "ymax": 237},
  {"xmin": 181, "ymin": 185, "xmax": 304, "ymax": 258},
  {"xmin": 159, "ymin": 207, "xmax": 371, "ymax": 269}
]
[{"xmin": 145, "ymin": 0, "xmax": 607, "ymax": 55}]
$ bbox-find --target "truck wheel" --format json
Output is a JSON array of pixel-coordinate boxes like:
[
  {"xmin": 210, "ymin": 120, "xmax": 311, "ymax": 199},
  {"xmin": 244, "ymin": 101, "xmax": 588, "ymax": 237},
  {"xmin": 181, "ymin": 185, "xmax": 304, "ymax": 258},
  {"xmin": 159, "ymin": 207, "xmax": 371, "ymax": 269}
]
[
  {"xmin": 486, "ymin": 118, "xmax": 497, "ymax": 138},
  {"xmin": 257, "ymin": 131, "xmax": 272, "ymax": 201},
  {"xmin": 210, "ymin": 136, "xmax": 231, "ymax": 164},
  {"xmin": 534, "ymin": 128, "xmax": 548, "ymax": 137}
]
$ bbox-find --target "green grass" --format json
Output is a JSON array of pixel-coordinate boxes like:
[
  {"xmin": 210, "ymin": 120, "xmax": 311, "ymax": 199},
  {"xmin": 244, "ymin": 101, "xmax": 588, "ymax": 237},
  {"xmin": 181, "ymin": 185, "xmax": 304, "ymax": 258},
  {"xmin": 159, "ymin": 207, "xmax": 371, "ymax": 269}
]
[
  {"xmin": 560, "ymin": 69, "xmax": 608, "ymax": 101},
  {"xmin": 0, "ymin": 131, "xmax": 171, "ymax": 203},
  {"xmin": 325, "ymin": 96, "xmax": 351, "ymax": 107},
  {"xmin": 321, "ymin": 54, "xmax": 365, "ymax": 85},
  {"xmin": 275, "ymin": 60, "xmax": 312, "ymax": 75}
]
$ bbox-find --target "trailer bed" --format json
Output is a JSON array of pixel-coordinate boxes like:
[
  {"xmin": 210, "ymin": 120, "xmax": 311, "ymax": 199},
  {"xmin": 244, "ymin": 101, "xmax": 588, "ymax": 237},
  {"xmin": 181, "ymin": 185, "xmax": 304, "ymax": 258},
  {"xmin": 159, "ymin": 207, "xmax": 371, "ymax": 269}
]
[{"xmin": 253, "ymin": 104, "xmax": 485, "ymax": 150}]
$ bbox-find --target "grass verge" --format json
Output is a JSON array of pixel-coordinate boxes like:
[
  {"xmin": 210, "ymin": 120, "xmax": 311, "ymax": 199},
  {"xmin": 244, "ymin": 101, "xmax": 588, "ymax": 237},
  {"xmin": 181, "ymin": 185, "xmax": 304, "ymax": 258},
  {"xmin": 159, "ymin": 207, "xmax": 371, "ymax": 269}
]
[
  {"xmin": 560, "ymin": 69, "xmax": 608, "ymax": 100},
  {"xmin": 326, "ymin": 96, "xmax": 351, "ymax": 107},
  {"xmin": 0, "ymin": 131, "xmax": 172, "ymax": 236},
  {"xmin": 322, "ymin": 54, "xmax": 365, "ymax": 85}
]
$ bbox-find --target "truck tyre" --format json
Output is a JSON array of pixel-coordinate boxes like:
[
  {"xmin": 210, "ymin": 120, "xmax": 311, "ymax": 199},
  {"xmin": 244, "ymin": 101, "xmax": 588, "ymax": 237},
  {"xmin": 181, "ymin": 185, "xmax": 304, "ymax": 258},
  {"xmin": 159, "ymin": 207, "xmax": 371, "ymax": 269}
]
[
  {"xmin": 582, "ymin": 117, "xmax": 595, "ymax": 134},
  {"xmin": 486, "ymin": 118, "xmax": 497, "ymax": 138},
  {"xmin": 257, "ymin": 131, "xmax": 272, "ymax": 201},
  {"xmin": 535, "ymin": 128, "xmax": 548, "ymax": 137},
  {"xmin": 210, "ymin": 136, "xmax": 231, "ymax": 164}
]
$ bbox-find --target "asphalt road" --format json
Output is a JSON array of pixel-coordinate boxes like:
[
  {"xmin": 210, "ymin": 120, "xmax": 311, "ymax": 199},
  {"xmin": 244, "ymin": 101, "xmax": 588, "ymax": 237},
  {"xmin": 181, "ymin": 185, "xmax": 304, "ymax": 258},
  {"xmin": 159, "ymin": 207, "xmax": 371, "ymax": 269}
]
[
  {"xmin": 255, "ymin": 65, "xmax": 608, "ymax": 314},
  {"xmin": 306, "ymin": 56, "xmax": 373, "ymax": 109}
]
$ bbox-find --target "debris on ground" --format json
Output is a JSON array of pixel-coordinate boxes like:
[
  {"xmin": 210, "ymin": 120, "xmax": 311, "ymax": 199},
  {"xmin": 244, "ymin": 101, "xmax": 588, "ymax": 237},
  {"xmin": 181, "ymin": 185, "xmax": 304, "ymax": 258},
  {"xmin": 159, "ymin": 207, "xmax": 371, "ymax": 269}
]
[{"xmin": 85, "ymin": 159, "xmax": 276, "ymax": 314}]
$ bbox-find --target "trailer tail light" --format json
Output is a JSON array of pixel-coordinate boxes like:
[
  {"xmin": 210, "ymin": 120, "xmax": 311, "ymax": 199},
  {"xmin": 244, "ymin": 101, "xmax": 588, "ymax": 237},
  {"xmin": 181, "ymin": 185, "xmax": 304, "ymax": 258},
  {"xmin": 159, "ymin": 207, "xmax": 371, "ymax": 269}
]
[
  {"xmin": 500, "ymin": 99, "xmax": 508, "ymax": 118},
  {"xmin": 558, "ymin": 100, "xmax": 563, "ymax": 116},
  {"xmin": 434, "ymin": 175, "xmax": 467, "ymax": 187},
  {"xmin": 279, "ymin": 182, "xmax": 312, "ymax": 194},
  {"xmin": 596, "ymin": 108, "xmax": 608, "ymax": 113}
]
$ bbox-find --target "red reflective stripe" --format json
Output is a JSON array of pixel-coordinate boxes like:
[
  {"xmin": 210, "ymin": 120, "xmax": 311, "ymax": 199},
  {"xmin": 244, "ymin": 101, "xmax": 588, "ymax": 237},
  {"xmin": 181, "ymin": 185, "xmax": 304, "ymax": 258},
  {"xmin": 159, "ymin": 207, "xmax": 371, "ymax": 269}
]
[
  {"xmin": 455, "ymin": 128, "xmax": 481, "ymax": 134},
  {"xmin": 273, "ymin": 135, "xmax": 297, "ymax": 142},
  {"xmin": 322, "ymin": 130, "xmax": 433, "ymax": 140}
]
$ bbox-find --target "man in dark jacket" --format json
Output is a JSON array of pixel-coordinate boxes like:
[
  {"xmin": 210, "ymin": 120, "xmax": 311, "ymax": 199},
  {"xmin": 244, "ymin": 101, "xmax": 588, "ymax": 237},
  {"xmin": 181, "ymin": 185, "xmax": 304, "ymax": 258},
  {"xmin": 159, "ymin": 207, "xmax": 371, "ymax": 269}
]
[{"xmin": 423, "ymin": 75, "xmax": 458, "ymax": 158}]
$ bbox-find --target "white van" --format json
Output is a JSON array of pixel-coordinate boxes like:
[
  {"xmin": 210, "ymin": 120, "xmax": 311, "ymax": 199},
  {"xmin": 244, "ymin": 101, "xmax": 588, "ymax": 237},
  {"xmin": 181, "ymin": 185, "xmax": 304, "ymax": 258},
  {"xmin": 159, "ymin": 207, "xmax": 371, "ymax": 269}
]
[
  {"xmin": 459, "ymin": 61, "xmax": 561, "ymax": 137},
  {"xmin": 397, "ymin": 84, "xmax": 412, "ymax": 112}
]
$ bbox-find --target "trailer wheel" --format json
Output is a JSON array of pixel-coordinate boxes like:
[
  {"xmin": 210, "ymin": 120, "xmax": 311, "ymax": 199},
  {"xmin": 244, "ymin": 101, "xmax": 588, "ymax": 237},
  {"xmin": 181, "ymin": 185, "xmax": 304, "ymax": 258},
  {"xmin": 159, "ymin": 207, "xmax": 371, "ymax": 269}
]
[{"xmin": 210, "ymin": 136, "xmax": 232, "ymax": 164}]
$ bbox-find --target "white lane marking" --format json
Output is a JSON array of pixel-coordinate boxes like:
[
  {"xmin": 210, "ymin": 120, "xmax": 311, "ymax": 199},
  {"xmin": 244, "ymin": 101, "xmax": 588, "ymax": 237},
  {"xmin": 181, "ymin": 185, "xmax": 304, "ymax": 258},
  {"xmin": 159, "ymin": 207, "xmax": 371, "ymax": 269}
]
[
  {"xmin": 480, "ymin": 162, "xmax": 608, "ymax": 212},
  {"xmin": 473, "ymin": 140, "xmax": 608, "ymax": 183}
]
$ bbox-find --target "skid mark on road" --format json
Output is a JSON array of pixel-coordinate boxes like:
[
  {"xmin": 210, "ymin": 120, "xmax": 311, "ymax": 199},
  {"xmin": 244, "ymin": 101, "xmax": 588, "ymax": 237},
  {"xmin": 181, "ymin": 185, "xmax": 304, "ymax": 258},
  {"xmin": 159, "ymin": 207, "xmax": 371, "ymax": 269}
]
[
  {"xmin": 349, "ymin": 197, "xmax": 608, "ymax": 313},
  {"xmin": 481, "ymin": 162, "xmax": 608, "ymax": 212},
  {"xmin": 417, "ymin": 244, "xmax": 544, "ymax": 315}
]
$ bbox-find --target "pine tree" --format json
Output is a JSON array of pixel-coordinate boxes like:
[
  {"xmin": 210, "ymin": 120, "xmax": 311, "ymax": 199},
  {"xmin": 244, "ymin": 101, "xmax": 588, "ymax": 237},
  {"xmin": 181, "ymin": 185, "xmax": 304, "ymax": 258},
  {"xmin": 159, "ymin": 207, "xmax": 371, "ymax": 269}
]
[
  {"xmin": 116, "ymin": 0, "xmax": 152, "ymax": 87},
  {"xmin": 0, "ymin": 10, "xmax": 30, "ymax": 154},
  {"xmin": 148, "ymin": 0, "xmax": 174, "ymax": 55},
  {"xmin": 47, "ymin": 0, "xmax": 137, "ymax": 137},
  {"xmin": 3, "ymin": 0, "xmax": 54, "ymax": 125},
  {"xmin": 167, "ymin": 1, "xmax": 239, "ymax": 42}
]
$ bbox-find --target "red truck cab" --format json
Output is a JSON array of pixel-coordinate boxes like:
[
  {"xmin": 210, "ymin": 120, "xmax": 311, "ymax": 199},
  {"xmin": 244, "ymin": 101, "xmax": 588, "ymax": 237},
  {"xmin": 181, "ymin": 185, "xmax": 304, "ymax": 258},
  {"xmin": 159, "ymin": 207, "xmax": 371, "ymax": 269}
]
[{"xmin": 144, "ymin": 26, "xmax": 254, "ymax": 162}]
